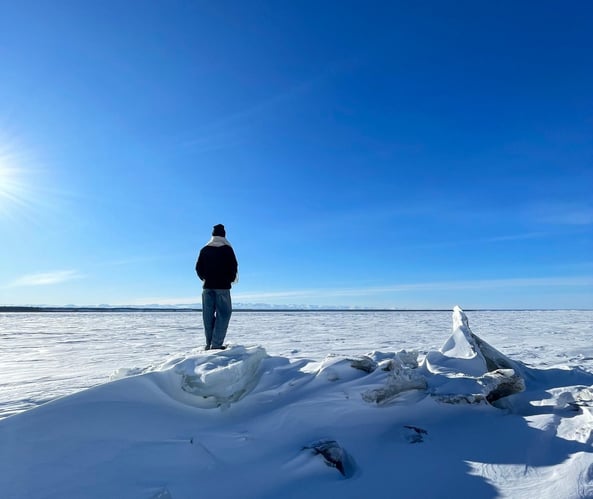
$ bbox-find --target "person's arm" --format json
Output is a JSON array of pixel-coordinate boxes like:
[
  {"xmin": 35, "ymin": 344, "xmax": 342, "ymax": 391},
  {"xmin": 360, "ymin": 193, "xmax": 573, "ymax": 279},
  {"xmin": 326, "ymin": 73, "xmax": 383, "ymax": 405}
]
[
  {"xmin": 229, "ymin": 248, "xmax": 238, "ymax": 283},
  {"xmin": 196, "ymin": 250, "xmax": 205, "ymax": 280}
]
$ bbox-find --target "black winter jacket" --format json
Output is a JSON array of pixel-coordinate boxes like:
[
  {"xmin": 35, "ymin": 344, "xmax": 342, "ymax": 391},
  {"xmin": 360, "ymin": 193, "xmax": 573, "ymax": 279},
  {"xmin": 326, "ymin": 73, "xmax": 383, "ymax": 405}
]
[{"xmin": 195, "ymin": 245, "xmax": 238, "ymax": 289}]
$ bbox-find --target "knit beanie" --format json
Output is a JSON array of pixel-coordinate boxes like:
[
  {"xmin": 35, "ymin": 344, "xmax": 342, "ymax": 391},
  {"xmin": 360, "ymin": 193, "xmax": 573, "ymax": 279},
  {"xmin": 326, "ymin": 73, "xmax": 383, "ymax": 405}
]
[{"xmin": 212, "ymin": 224, "xmax": 226, "ymax": 237}]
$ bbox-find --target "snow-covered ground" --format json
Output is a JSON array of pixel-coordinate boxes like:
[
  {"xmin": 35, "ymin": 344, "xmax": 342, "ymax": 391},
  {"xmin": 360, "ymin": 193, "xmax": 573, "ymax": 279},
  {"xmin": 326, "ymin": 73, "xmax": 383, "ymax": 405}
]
[{"xmin": 1, "ymin": 308, "xmax": 593, "ymax": 498}]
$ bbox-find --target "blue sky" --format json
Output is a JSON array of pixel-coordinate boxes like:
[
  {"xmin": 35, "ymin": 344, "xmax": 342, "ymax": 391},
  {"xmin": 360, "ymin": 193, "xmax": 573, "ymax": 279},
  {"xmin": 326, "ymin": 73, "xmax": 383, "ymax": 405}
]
[{"xmin": 1, "ymin": 1, "xmax": 592, "ymax": 309}]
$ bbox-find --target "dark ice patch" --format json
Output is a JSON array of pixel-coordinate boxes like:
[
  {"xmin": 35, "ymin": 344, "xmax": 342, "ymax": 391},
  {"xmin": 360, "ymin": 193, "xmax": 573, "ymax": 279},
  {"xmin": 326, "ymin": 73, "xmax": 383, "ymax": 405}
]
[
  {"xmin": 403, "ymin": 425, "xmax": 428, "ymax": 443},
  {"xmin": 303, "ymin": 439, "xmax": 357, "ymax": 478}
]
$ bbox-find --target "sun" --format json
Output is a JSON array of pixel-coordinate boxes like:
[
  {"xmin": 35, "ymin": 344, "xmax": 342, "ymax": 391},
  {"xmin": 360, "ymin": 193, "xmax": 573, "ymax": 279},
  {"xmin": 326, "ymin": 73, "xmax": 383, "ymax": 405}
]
[
  {"xmin": 0, "ymin": 163, "xmax": 21, "ymax": 203},
  {"xmin": 0, "ymin": 137, "xmax": 51, "ymax": 221},
  {"xmin": 0, "ymin": 145, "xmax": 33, "ymax": 216},
  {"xmin": 0, "ymin": 163, "xmax": 16, "ymax": 186}
]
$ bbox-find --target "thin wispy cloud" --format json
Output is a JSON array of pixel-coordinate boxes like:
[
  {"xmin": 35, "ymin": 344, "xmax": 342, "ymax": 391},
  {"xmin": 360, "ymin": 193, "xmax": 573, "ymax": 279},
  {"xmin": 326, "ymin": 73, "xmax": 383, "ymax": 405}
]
[
  {"xmin": 122, "ymin": 276, "xmax": 593, "ymax": 307},
  {"xmin": 528, "ymin": 202, "xmax": 593, "ymax": 226},
  {"xmin": 8, "ymin": 270, "xmax": 84, "ymax": 287},
  {"xmin": 181, "ymin": 128, "xmax": 246, "ymax": 155},
  {"xmin": 407, "ymin": 231, "xmax": 551, "ymax": 250},
  {"xmin": 483, "ymin": 232, "xmax": 549, "ymax": 243},
  {"xmin": 234, "ymin": 276, "xmax": 593, "ymax": 302},
  {"xmin": 181, "ymin": 57, "xmax": 355, "ymax": 154},
  {"xmin": 94, "ymin": 253, "xmax": 188, "ymax": 267},
  {"xmin": 123, "ymin": 296, "xmax": 199, "ymax": 306},
  {"xmin": 180, "ymin": 81, "xmax": 314, "ymax": 154},
  {"xmin": 542, "ymin": 210, "xmax": 593, "ymax": 226}
]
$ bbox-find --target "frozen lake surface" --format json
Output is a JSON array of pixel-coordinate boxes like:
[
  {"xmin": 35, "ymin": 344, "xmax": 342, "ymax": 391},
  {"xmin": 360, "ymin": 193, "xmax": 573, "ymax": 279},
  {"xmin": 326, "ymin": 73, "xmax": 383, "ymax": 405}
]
[
  {"xmin": 1, "ymin": 310, "xmax": 592, "ymax": 420},
  {"xmin": 2, "ymin": 308, "xmax": 593, "ymax": 498}
]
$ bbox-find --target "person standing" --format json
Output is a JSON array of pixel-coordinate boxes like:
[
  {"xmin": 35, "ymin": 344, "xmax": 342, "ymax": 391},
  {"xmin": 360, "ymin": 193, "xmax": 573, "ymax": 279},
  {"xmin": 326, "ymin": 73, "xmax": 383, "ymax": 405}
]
[{"xmin": 195, "ymin": 224, "xmax": 238, "ymax": 350}]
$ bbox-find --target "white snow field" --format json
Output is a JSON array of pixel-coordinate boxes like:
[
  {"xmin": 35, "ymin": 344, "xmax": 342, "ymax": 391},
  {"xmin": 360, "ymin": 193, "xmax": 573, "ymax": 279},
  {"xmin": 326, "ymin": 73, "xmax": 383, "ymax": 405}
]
[{"xmin": 1, "ymin": 307, "xmax": 593, "ymax": 498}]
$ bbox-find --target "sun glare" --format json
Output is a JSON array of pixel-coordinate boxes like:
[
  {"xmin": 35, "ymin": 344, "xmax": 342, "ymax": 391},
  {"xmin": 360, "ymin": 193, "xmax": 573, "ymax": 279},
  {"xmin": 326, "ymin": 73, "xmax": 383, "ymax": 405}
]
[
  {"xmin": 0, "ymin": 135, "xmax": 64, "ymax": 224},
  {"xmin": 0, "ymin": 163, "xmax": 16, "ymax": 186},
  {"xmin": 0, "ymin": 163, "xmax": 20, "ymax": 201},
  {"xmin": 0, "ymin": 145, "xmax": 33, "ymax": 217}
]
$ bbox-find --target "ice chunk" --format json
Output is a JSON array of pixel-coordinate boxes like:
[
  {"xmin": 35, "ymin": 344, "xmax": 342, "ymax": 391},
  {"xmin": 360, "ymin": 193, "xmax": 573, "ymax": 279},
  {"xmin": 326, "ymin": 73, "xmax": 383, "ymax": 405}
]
[
  {"xmin": 423, "ymin": 306, "xmax": 521, "ymax": 378},
  {"xmin": 480, "ymin": 368, "xmax": 525, "ymax": 403},
  {"xmin": 349, "ymin": 355, "xmax": 378, "ymax": 373},
  {"xmin": 421, "ymin": 306, "xmax": 525, "ymax": 405},
  {"xmin": 172, "ymin": 345, "xmax": 268, "ymax": 408},
  {"xmin": 362, "ymin": 353, "xmax": 427, "ymax": 404}
]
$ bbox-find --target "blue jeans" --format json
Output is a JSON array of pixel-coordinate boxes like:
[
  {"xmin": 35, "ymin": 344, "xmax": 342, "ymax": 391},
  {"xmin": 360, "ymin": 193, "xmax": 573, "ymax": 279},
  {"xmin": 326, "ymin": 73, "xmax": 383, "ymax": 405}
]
[{"xmin": 202, "ymin": 289, "xmax": 232, "ymax": 349}]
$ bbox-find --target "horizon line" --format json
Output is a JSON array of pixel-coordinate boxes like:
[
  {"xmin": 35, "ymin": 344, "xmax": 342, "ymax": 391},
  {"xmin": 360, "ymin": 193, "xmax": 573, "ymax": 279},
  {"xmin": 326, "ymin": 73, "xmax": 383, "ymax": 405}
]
[{"xmin": 1, "ymin": 305, "xmax": 592, "ymax": 313}]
